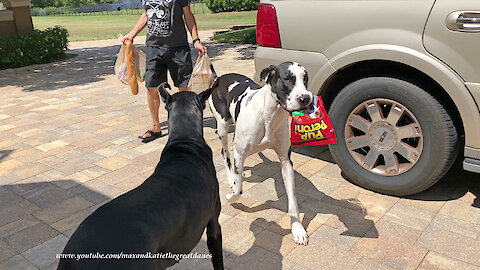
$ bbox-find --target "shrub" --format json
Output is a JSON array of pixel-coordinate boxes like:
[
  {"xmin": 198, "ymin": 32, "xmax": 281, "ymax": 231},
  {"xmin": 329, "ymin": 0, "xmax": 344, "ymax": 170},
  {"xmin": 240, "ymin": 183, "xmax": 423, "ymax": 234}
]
[
  {"xmin": 42, "ymin": 6, "xmax": 77, "ymax": 16},
  {"xmin": 235, "ymin": 0, "xmax": 258, "ymax": 11},
  {"xmin": 204, "ymin": 0, "xmax": 259, "ymax": 13},
  {"xmin": 31, "ymin": 7, "xmax": 73, "ymax": 16},
  {"xmin": 0, "ymin": 26, "xmax": 69, "ymax": 69},
  {"xmin": 30, "ymin": 8, "xmax": 41, "ymax": 16}
]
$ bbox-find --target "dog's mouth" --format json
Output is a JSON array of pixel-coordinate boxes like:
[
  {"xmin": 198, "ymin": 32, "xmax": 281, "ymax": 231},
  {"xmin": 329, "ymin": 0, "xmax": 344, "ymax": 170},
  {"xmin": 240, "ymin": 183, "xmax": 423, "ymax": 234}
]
[
  {"xmin": 275, "ymin": 92, "xmax": 313, "ymax": 113},
  {"xmin": 279, "ymin": 103, "xmax": 294, "ymax": 113},
  {"xmin": 281, "ymin": 103, "xmax": 312, "ymax": 114}
]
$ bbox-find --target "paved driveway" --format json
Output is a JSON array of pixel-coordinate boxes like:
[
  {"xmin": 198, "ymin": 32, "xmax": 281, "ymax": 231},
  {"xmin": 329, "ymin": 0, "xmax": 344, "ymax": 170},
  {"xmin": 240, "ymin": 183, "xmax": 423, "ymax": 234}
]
[{"xmin": 0, "ymin": 33, "xmax": 479, "ymax": 270}]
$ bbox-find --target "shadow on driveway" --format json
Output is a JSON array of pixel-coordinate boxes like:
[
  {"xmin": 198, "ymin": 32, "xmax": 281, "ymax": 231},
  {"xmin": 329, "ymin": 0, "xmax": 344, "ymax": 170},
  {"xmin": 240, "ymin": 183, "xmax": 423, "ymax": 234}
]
[
  {"xmin": 233, "ymin": 152, "xmax": 379, "ymax": 239},
  {"xmin": 0, "ymin": 42, "xmax": 255, "ymax": 92},
  {"xmin": 0, "ymin": 179, "xmax": 113, "ymax": 268},
  {"xmin": 297, "ymin": 144, "xmax": 480, "ymax": 209},
  {"xmin": 0, "ymin": 150, "xmax": 13, "ymax": 163},
  {"xmin": 1, "ymin": 179, "xmax": 290, "ymax": 269}
]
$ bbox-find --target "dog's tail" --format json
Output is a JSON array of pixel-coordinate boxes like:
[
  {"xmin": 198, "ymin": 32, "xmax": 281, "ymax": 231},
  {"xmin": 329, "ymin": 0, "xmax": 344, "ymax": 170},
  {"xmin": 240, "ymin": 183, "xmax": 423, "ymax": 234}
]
[
  {"xmin": 207, "ymin": 67, "xmax": 221, "ymax": 95},
  {"xmin": 210, "ymin": 63, "xmax": 218, "ymax": 79},
  {"xmin": 209, "ymin": 75, "xmax": 220, "ymax": 90},
  {"xmin": 159, "ymin": 82, "xmax": 171, "ymax": 92}
]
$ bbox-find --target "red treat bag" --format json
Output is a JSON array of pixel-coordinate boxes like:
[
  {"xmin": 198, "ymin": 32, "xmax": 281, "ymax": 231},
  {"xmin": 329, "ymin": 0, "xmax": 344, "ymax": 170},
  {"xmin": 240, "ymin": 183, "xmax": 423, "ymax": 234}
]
[{"xmin": 290, "ymin": 96, "xmax": 337, "ymax": 147}]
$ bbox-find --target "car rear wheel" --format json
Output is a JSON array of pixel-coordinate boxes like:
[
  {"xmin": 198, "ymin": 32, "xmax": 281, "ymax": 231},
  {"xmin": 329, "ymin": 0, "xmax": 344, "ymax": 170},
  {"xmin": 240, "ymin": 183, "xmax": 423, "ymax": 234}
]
[{"xmin": 328, "ymin": 77, "xmax": 458, "ymax": 196}]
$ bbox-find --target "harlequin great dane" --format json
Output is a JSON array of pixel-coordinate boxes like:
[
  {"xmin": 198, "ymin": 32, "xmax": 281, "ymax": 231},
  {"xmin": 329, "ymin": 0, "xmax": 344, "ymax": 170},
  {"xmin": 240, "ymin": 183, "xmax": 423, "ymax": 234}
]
[
  {"xmin": 58, "ymin": 85, "xmax": 223, "ymax": 270},
  {"xmin": 208, "ymin": 62, "xmax": 313, "ymax": 245}
]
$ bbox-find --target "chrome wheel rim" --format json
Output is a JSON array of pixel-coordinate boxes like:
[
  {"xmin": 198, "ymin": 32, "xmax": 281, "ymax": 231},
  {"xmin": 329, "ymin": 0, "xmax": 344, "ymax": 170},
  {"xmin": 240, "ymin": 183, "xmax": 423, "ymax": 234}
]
[{"xmin": 345, "ymin": 98, "xmax": 423, "ymax": 176}]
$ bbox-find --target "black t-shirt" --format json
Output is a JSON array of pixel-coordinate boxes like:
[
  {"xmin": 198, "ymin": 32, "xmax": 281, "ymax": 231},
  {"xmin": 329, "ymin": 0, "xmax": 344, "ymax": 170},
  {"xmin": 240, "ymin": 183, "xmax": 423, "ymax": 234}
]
[{"xmin": 142, "ymin": 0, "xmax": 190, "ymax": 47}]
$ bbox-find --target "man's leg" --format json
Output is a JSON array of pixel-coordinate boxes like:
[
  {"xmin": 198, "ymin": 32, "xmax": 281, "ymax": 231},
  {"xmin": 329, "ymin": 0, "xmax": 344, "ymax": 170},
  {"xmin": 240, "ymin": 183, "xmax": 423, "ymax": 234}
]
[
  {"xmin": 142, "ymin": 45, "xmax": 166, "ymax": 140},
  {"xmin": 141, "ymin": 87, "xmax": 162, "ymax": 139}
]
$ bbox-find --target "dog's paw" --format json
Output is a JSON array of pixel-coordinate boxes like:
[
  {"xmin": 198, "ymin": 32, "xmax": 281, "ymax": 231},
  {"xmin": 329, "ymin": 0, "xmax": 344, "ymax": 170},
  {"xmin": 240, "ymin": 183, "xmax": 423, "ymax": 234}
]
[
  {"xmin": 292, "ymin": 222, "xmax": 309, "ymax": 245},
  {"xmin": 226, "ymin": 192, "xmax": 241, "ymax": 202}
]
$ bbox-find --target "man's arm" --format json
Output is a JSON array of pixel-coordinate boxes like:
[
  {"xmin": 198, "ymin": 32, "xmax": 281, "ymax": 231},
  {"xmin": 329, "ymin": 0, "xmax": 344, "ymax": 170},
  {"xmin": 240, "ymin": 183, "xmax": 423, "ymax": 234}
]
[
  {"xmin": 121, "ymin": 10, "xmax": 148, "ymax": 44},
  {"xmin": 183, "ymin": 5, "xmax": 207, "ymax": 55}
]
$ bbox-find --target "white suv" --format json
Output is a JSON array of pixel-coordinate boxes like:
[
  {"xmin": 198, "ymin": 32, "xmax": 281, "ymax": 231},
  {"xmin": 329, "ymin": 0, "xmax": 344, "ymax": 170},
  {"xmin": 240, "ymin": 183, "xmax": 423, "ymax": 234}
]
[{"xmin": 254, "ymin": 0, "xmax": 480, "ymax": 195}]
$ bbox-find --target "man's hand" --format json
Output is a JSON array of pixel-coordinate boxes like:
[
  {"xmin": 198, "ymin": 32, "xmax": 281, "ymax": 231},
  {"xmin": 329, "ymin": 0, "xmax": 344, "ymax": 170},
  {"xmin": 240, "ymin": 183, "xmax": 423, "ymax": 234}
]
[
  {"xmin": 121, "ymin": 34, "xmax": 135, "ymax": 44},
  {"xmin": 194, "ymin": 41, "xmax": 207, "ymax": 56}
]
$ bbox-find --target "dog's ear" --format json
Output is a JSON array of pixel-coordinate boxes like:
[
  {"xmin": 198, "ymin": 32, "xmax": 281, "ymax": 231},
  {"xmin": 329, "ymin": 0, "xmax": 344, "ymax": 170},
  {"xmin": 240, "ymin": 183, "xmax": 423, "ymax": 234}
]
[
  {"xmin": 197, "ymin": 87, "xmax": 214, "ymax": 108},
  {"xmin": 158, "ymin": 83, "xmax": 172, "ymax": 104},
  {"xmin": 260, "ymin": 65, "xmax": 277, "ymax": 84}
]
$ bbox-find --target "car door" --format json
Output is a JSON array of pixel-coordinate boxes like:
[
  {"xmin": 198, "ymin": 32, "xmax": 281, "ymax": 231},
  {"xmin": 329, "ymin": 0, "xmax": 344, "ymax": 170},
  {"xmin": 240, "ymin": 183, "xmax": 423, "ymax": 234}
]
[{"xmin": 423, "ymin": 1, "xmax": 480, "ymax": 84}]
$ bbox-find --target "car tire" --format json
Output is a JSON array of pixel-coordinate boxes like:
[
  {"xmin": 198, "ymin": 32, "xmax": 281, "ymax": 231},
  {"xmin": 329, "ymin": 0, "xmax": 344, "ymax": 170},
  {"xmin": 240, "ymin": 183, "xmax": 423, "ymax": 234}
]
[{"xmin": 328, "ymin": 77, "xmax": 458, "ymax": 196}]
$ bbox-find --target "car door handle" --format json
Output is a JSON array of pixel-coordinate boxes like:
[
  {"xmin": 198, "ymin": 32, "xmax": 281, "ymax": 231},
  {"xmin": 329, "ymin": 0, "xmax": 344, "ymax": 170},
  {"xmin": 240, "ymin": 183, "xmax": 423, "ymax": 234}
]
[{"xmin": 446, "ymin": 11, "xmax": 480, "ymax": 32}]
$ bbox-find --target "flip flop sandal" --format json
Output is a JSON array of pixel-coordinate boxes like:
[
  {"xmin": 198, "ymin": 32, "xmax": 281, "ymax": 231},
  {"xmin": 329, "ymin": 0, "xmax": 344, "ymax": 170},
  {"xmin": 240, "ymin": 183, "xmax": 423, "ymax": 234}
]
[
  {"xmin": 138, "ymin": 130, "xmax": 160, "ymax": 139},
  {"xmin": 140, "ymin": 130, "xmax": 162, "ymax": 143}
]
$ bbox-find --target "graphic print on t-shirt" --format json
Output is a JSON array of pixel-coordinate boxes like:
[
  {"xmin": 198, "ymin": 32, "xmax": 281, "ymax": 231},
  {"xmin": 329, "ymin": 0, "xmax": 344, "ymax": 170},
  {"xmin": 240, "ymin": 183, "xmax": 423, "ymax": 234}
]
[{"xmin": 144, "ymin": 0, "xmax": 175, "ymax": 37}]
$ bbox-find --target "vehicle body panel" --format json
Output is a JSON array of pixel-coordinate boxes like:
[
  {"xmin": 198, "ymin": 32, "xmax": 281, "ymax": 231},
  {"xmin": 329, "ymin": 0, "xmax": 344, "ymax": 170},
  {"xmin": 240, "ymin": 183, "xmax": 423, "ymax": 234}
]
[
  {"xmin": 273, "ymin": 0, "xmax": 435, "ymax": 58},
  {"xmin": 423, "ymin": 0, "xmax": 480, "ymax": 84}
]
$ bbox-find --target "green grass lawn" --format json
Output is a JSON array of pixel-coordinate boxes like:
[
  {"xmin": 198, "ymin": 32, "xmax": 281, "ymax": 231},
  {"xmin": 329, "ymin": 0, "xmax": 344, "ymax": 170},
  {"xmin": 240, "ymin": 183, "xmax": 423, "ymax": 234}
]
[
  {"xmin": 32, "ymin": 11, "xmax": 257, "ymax": 41},
  {"xmin": 212, "ymin": 27, "xmax": 256, "ymax": 44}
]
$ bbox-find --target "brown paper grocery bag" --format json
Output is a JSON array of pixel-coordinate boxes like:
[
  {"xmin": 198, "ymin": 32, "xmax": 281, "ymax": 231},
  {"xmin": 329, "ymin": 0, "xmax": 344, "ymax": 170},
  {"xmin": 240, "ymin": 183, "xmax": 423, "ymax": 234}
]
[{"xmin": 188, "ymin": 53, "xmax": 216, "ymax": 93}]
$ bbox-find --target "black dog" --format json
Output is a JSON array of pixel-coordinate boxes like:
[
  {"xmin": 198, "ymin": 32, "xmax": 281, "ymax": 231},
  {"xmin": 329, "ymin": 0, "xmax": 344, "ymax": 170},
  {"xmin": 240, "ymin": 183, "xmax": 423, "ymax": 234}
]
[{"xmin": 58, "ymin": 84, "xmax": 223, "ymax": 270}]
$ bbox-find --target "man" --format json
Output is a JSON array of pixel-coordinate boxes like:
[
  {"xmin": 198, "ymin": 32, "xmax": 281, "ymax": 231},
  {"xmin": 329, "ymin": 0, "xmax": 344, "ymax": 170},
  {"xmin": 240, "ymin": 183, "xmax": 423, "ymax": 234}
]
[{"xmin": 122, "ymin": 0, "xmax": 207, "ymax": 143}]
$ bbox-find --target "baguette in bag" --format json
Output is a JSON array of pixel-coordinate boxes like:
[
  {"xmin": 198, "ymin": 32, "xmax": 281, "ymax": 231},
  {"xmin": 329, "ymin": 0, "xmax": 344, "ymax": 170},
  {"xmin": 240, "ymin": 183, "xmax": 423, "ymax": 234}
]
[
  {"xmin": 126, "ymin": 41, "xmax": 139, "ymax": 95},
  {"xmin": 114, "ymin": 38, "xmax": 146, "ymax": 95}
]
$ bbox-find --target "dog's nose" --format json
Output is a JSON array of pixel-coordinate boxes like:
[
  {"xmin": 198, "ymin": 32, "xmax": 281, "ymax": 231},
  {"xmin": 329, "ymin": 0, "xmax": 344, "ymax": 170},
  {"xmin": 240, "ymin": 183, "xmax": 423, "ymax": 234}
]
[{"xmin": 297, "ymin": 94, "xmax": 311, "ymax": 106}]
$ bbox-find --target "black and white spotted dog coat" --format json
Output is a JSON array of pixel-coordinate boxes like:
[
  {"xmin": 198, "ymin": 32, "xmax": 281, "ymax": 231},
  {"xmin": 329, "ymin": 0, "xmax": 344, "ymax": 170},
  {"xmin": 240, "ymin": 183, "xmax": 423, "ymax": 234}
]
[{"xmin": 208, "ymin": 62, "xmax": 313, "ymax": 245}]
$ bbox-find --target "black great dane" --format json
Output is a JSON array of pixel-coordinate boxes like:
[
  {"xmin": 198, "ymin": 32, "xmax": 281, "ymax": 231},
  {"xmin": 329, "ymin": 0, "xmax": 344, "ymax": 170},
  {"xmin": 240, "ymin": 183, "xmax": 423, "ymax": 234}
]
[{"xmin": 58, "ymin": 84, "xmax": 223, "ymax": 270}]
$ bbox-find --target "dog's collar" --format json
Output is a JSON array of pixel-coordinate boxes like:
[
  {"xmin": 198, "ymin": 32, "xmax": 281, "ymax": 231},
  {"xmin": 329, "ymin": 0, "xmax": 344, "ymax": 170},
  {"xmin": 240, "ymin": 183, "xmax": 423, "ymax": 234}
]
[
  {"xmin": 276, "ymin": 100, "xmax": 294, "ymax": 115},
  {"xmin": 272, "ymin": 92, "xmax": 290, "ymax": 113},
  {"xmin": 163, "ymin": 138, "xmax": 213, "ymax": 159},
  {"xmin": 167, "ymin": 138, "xmax": 207, "ymax": 146}
]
